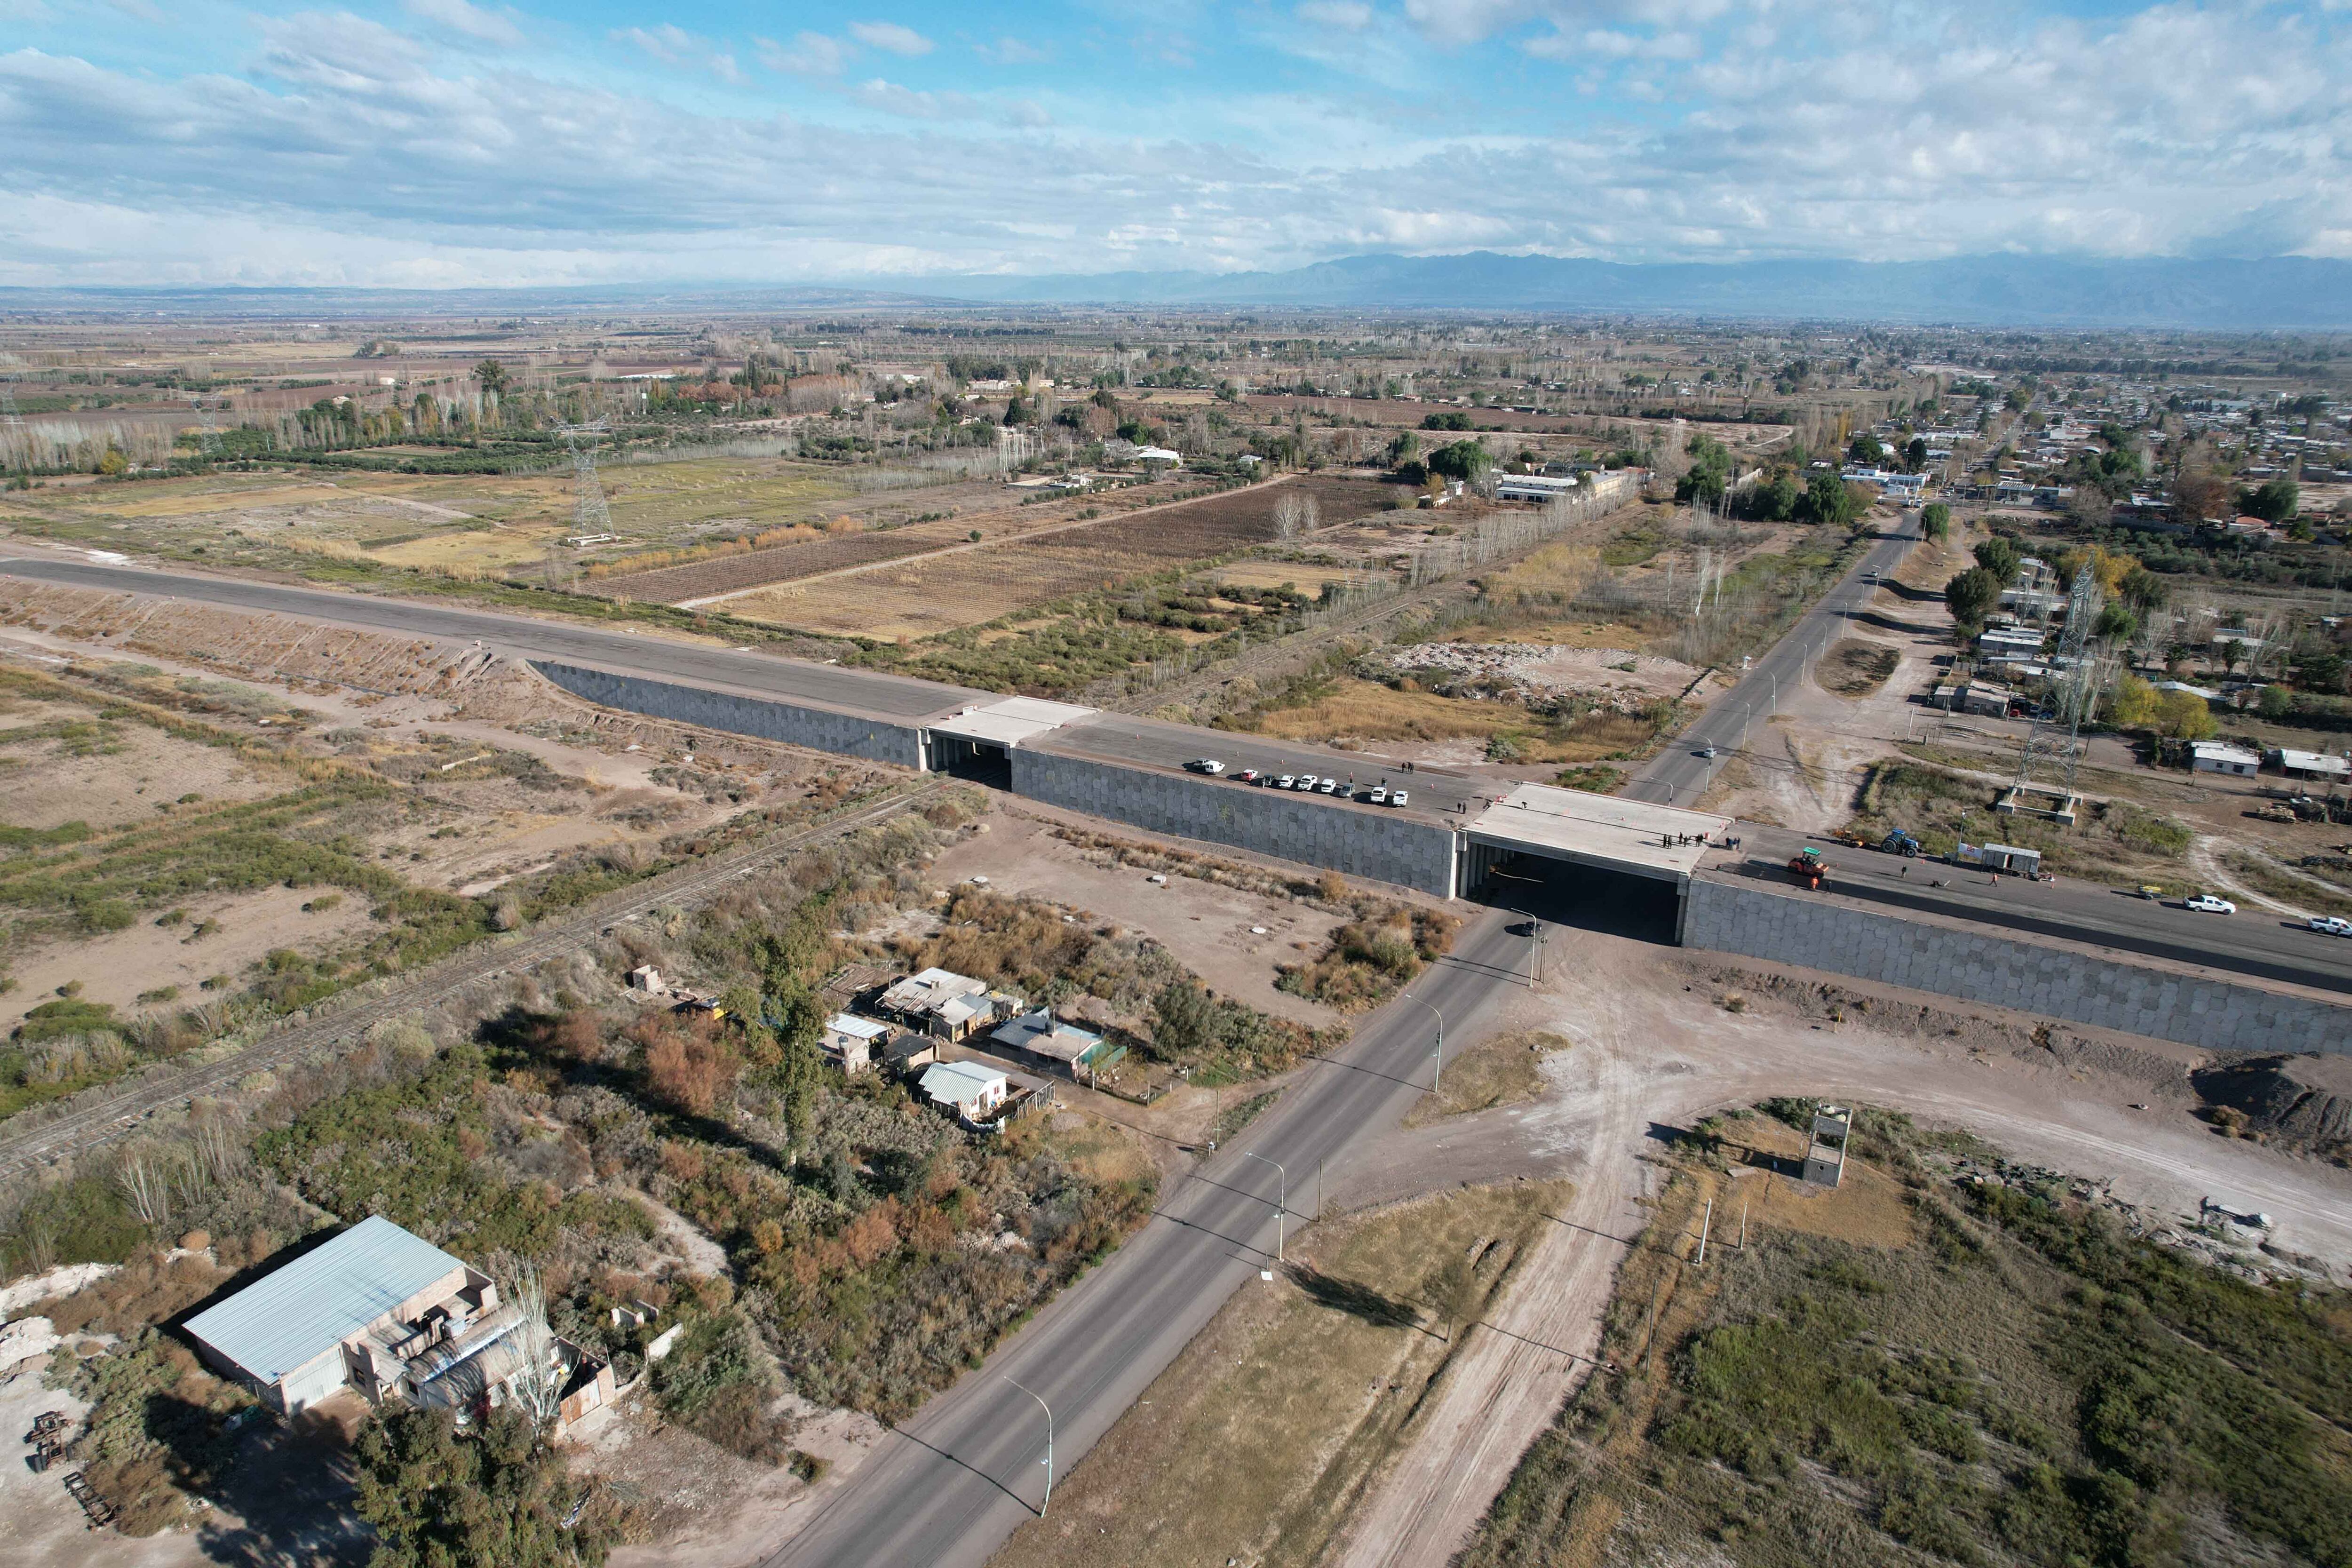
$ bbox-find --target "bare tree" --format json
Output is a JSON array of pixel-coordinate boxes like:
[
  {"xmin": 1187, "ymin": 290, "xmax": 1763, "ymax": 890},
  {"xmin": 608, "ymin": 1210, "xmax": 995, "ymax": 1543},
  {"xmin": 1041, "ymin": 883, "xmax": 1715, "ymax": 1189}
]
[
  {"xmin": 505, "ymin": 1262, "xmax": 567, "ymax": 1432},
  {"xmin": 117, "ymin": 1147, "xmax": 173, "ymax": 1229},
  {"xmin": 1272, "ymin": 490, "xmax": 1319, "ymax": 541}
]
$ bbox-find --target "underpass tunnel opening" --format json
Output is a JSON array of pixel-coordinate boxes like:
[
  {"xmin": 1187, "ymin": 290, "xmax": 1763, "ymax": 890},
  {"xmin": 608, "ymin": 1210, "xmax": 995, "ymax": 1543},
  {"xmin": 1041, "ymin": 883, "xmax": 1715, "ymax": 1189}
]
[
  {"xmin": 1461, "ymin": 843, "xmax": 1683, "ymax": 945},
  {"xmin": 930, "ymin": 733, "xmax": 1012, "ymax": 787}
]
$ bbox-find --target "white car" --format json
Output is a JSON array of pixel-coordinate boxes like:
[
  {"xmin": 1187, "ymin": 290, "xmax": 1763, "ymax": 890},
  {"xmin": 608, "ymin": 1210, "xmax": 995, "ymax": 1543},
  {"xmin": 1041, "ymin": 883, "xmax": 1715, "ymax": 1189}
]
[
  {"xmin": 1275, "ymin": 774, "xmax": 1296, "ymax": 789},
  {"xmin": 1387, "ymin": 789, "xmax": 1410, "ymax": 808},
  {"xmin": 2185, "ymin": 894, "xmax": 2236, "ymax": 915},
  {"xmin": 1186, "ymin": 758, "xmax": 1225, "ymax": 775},
  {"xmin": 1316, "ymin": 778, "xmax": 1339, "ymax": 795},
  {"xmin": 2305, "ymin": 915, "xmax": 2352, "ymax": 936},
  {"xmin": 1367, "ymin": 787, "xmax": 1388, "ymax": 805},
  {"xmin": 1293, "ymin": 775, "xmax": 1318, "ymax": 791}
]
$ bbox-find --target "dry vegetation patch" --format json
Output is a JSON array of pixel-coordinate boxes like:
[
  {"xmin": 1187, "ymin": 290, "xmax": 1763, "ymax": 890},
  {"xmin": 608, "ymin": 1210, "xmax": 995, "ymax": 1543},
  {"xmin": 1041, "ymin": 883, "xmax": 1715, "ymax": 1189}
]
[
  {"xmin": 1401, "ymin": 1028, "xmax": 1571, "ymax": 1129},
  {"xmin": 1824, "ymin": 637, "xmax": 1901, "ymax": 696},
  {"xmin": 990, "ymin": 1180, "xmax": 1570, "ymax": 1568}
]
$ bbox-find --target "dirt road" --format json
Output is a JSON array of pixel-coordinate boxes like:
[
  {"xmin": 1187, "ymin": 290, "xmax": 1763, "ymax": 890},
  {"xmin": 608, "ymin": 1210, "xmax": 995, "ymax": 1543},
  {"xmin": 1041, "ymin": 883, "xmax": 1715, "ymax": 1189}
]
[{"xmin": 1326, "ymin": 928, "xmax": 2352, "ymax": 1568}]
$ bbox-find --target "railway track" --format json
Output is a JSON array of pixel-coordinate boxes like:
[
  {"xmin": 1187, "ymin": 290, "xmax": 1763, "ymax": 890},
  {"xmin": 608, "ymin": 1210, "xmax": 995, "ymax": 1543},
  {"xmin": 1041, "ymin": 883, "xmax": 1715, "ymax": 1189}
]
[{"xmin": 0, "ymin": 780, "xmax": 945, "ymax": 1180}]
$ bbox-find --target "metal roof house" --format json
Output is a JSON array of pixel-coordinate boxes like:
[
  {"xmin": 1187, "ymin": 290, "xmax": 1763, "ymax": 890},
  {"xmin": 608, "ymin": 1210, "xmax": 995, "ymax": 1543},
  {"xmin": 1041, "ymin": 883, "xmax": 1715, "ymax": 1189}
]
[
  {"xmin": 917, "ymin": 1060, "xmax": 1009, "ymax": 1122},
  {"xmin": 184, "ymin": 1216, "xmax": 494, "ymax": 1415}
]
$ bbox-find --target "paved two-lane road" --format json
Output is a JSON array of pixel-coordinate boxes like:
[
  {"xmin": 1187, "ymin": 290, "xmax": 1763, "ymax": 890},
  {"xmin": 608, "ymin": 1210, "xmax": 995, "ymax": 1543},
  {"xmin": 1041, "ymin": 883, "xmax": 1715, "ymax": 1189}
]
[
  {"xmin": 1628, "ymin": 508, "xmax": 1923, "ymax": 806},
  {"xmin": 767, "ymin": 909, "xmax": 1527, "ymax": 1568}
]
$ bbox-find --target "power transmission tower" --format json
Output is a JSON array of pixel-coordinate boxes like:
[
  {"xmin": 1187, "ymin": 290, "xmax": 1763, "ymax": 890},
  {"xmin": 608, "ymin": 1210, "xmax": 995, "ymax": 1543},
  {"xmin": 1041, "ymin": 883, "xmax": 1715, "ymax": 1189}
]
[
  {"xmin": 558, "ymin": 422, "xmax": 613, "ymax": 539},
  {"xmin": 2003, "ymin": 566, "xmax": 2100, "ymax": 821}
]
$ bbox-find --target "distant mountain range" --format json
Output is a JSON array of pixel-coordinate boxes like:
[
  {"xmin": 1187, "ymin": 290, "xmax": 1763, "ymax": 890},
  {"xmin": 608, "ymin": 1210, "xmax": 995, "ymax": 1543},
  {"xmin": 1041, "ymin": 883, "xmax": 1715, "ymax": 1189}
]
[
  {"xmin": 5, "ymin": 254, "xmax": 2346, "ymax": 328},
  {"xmin": 923, "ymin": 253, "xmax": 2352, "ymax": 329}
]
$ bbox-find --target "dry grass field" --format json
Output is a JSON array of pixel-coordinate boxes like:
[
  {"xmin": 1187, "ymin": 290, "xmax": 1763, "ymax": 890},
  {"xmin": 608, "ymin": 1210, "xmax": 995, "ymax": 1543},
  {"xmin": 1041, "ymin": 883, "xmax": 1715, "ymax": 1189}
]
[{"xmin": 991, "ymin": 1180, "xmax": 1572, "ymax": 1568}]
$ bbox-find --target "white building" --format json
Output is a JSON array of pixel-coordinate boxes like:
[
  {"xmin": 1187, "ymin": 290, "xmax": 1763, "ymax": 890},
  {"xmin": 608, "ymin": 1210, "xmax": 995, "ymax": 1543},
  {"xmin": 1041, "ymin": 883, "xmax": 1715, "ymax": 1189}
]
[
  {"xmin": 823, "ymin": 1013, "xmax": 890, "ymax": 1073},
  {"xmin": 917, "ymin": 1060, "xmax": 1008, "ymax": 1121},
  {"xmin": 2191, "ymin": 741, "xmax": 2260, "ymax": 777},
  {"xmin": 1494, "ymin": 473, "xmax": 1579, "ymax": 503}
]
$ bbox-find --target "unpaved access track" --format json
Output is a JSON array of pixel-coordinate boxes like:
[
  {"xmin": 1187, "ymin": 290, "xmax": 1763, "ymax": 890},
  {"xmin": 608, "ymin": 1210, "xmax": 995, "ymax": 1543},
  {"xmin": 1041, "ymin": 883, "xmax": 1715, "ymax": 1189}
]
[
  {"xmin": 1323, "ymin": 925, "xmax": 2352, "ymax": 1568},
  {"xmin": 0, "ymin": 780, "xmax": 941, "ymax": 1178}
]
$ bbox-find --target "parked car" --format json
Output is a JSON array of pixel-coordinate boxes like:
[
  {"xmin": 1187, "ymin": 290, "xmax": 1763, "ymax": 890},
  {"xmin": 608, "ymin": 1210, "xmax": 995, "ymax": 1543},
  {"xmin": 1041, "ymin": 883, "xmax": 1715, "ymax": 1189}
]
[
  {"xmin": 1368, "ymin": 787, "xmax": 1388, "ymax": 804},
  {"xmin": 2304, "ymin": 915, "xmax": 2352, "ymax": 936},
  {"xmin": 2185, "ymin": 894, "xmax": 2236, "ymax": 915},
  {"xmin": 1185, "ymin": 758, "xmax": 1225, "ymax": 774},
  {"xmin": 1293, "ymin": 775, "xmax": 1317, "ymax": 791},
  {"xmin": 1696, "ymin": 745, "xmax": 1718, "ymax": 759},
  {"xmin": 1236, "ymin": 768, "xmax": 1260, "ymax": 784},
  {"xmin": 1388, "ymin": 789, "xmax": 1410, "ymax": 808},
  {"xmin": 1276, "ymin": 774, "xmax": 1296, "ymax": 789},
  {"xmin": 1316, "ymin": 778, "xmax": 1339, "ymax": 795}
]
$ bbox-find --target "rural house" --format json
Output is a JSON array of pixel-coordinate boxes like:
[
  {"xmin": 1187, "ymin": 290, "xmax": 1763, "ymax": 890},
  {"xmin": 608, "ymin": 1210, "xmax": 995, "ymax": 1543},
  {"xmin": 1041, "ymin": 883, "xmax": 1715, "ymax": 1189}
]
[
  {"xmin": 917, "ymin": 1059, "xmax": 1009, "ymax": 1122},
  {"xmin": 990, "ymin": 1009, "xmax": 1120, "ymax": 1078},
  {"xmin": 823, "ymin": 1012, "xmax": 890, "ymax": 1073},
  {"xmin": 184, "ymin": 1215, "xmax": 612, "ymax": 1428},
  {"xmin": 877, "ymin": 967, "xmax": 1019, "ymax": 1041}
]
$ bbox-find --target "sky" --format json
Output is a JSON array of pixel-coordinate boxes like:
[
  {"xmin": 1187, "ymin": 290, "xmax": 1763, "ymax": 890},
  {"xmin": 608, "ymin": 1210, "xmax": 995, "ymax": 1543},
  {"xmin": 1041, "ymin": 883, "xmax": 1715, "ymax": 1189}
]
[{"xmin": 0, "ymin": 0, "xmax": 2345, "ymax": 288}]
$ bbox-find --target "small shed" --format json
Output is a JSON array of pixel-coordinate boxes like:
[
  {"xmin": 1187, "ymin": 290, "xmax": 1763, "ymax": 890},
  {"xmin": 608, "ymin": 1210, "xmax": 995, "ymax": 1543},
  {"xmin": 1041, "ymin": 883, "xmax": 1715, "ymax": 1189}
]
[
  {"xmin": 2191, "ymin": 741, "xmax": 2260, "ymax": 777},
  {"xmin": 990, "ymin": 1009, "xmax": 1121, "ymax": 1078},
  {"xmin": 823, "ymin": 1013, "xmax": 890, "ymax": 1074},
  {"xmin": 2274, "ymin": 748, "xmax": 2350, "ymax": 783},
  {"xmin": 918, "ymin": 1060, "xmax": 1008, "ymax": 1121}
]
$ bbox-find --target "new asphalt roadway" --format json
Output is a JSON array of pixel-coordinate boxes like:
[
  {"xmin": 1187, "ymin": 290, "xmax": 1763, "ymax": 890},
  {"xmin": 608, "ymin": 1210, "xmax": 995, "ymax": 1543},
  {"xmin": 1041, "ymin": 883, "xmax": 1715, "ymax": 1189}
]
[
  {"xmin": 1627, "ymin": 507, "xmax": 1924, "ymax": 807},
  {"xmin": 6, "ymin": 550, "xmax": 2348, "ymax": 997},
  {"xmin": 764, "ymin": 906, "xmax": 1529, "ymax": 1568}
]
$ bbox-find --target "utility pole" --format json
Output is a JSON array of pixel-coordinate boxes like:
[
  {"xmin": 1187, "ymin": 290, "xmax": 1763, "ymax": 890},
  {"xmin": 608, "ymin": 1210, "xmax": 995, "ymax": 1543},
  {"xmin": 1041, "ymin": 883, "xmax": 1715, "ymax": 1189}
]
[
  {"xmin": 1244, "ymin": 1152, "xmax": 1287, "ymax": 1263},
  {"xmin": 1001, "ymin": 1376, "xmax": 1053, "ymax": 1517},
  {"xmin": 1738, "ymin": 1199, "xmax": 1749, "ymax": 1250},
  {"xmin": 1697, "ymin": 1196, "xmax": 1714, "ymax": 1266}
]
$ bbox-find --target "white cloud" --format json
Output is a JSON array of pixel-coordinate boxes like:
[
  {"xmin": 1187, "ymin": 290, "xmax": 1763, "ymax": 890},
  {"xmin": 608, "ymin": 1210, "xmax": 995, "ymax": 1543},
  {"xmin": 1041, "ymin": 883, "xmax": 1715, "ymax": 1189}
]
[
  {"xmin": 852, "ymin": 77, "xmax": 972, "ymax": 118},
  {"xmin": 614, "ymin": 23, "xmax": 742, "ymax": 81},
  {"xmin": 1298, "ymin": 1, "xmax": 1374, "ymax": 29},
  {"xmin": 757, "ymin": 31, "xmax": 851, "ymax": 76},
  {"xmin": 0, "ymin": 0, "xmax": 2346, "ymax": 286},
  {"xmin": 403, "ymin": 0, "xmax": 522, "ymax": 47},
  {"xmin": 849, "ymin": 20, "xmax": 933, "ymax": 56},
  {"xmin": 973, "ymin": 35, "xmax": 1049, "ymax": 64}
]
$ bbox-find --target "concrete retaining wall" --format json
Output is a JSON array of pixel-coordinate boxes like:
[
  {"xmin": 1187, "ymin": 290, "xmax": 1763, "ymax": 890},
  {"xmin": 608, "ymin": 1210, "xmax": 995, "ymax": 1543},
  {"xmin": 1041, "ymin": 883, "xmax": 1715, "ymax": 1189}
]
[
  {"xmin": 1010, "ymin": 749, "xmax": 1460, "ymax": 898},
  {"xmin": 531, "ymin": 662, "xmax": 927, "ymax": 770},
  {"xmin": 1682, "ymin": 876, "xmax": 2351, "ymax": 1054}
]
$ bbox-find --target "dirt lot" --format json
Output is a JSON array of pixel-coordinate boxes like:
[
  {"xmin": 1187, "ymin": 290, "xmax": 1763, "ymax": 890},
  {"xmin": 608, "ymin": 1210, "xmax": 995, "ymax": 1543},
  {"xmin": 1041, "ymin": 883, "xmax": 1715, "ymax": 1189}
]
[
  {"xmin": 0, "ymin": 590, "xmax": 886, "ymax": 1093},
  {"xmin": 1314, "ymin": 925, "xmax": 2352, "ymax": 1568},
  {"xmin": 725, "ymin": 476, "xmax": 1399, "ymax": 639},
  {"xmin": 922, "ymin": 807, "xmax": 1349, "ymax": 1029}
]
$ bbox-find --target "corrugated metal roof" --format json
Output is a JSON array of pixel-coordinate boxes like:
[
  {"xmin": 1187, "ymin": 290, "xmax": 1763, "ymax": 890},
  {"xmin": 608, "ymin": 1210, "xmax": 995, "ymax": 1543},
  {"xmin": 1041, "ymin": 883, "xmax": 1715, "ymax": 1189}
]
[{"xmin": 184, "ymin": 1216, "xmax": 464, "ymax": 1383}]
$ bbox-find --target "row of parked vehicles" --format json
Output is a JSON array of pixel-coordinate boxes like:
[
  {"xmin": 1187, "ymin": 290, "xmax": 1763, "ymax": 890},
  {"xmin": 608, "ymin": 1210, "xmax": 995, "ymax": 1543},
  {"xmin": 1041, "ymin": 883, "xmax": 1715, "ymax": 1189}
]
[{"xmin": 1185, "ymin": 758, "xmax": 1410, "ymax": 807}]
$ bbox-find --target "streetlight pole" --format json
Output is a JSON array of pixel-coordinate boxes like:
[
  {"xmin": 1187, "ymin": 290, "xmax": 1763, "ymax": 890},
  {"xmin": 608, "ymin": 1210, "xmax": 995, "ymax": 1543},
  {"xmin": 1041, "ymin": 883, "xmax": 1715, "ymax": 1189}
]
[
  {"xmin": 1401, "ymin": 993, "xmax": 1444, "ymax": 1094},
  {"xmin": 1243, "ymin": 1151, "xmax": 1287, "ymax": 1263},
  {"xmin": 1002, "ymin": 1376, "xmax": 1053, "ymax": 1517}
]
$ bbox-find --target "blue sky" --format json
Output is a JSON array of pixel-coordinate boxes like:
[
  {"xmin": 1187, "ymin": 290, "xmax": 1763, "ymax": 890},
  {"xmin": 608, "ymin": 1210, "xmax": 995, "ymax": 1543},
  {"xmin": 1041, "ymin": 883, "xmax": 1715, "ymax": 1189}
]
[{"xmin": 0, "ymin": 0, "xmax": 2344, "ymax": 286}]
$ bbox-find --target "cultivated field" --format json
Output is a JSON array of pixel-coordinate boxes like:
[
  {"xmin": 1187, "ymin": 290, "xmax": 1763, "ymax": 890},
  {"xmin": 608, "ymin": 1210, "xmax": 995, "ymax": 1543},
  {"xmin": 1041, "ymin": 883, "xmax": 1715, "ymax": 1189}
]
[{"xmin": 728, "ymin": 476, "xmax": 1399, "ymax": 639}]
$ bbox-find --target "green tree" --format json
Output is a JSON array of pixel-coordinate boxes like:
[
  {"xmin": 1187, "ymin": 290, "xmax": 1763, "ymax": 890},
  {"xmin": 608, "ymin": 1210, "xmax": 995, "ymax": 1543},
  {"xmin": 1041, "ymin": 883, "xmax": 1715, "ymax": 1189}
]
[
  {"xmin": 1920, "ymin": 501, "xmax": 1951, "ymax": 541},
  {"xmin": 1904, "ymin": 436, "xmax": 1929, "ymax": 471},
  {"xmin": 1385, "ymin": 430, "xmax": 1420, "ymax": 467},
  {"xmin": 2241, "ymin": 477, "xmax": 2299, "ymax": 522},
  {"xmin": 2257, "ymin": 684, "xmax": 2295, "ymax": 720},
  {"xmin": 1425, "ymin": 440, "xmax": 1491, "ymax": 484},
  {"xmin": 1796, "ymin": 470, "xmax": 1854, "ymax": 525},
  {"xmin": 1847, "ymin": 433, "xmax": 1885, "ymax": 466},
  {"xmin": 2092, "ymin": 603, "xmax": 2138, "ymax": 643},
  {"xmin": 2118, "ymin": 564, "xmax": 2167, "ymax": 613},
  {"xmin": 1944, "ymin": 567, "xmax": 2001, "ymax": 633},
  {"xmin": 2108, "ymin": 672, "xmax": 2158, "ymax": 728},
  {"xmin": 2154, "ymin": 689, "xmax": 2216, "ymax": 740},
  {"xmin": 1676, "ymin": 434, "xmax": 1732, "ymax": 505},
  {"xmin": 355, "ymin": 1405, "xmax": 605, "ymax": 1568},
  {"xmin": 1973, "ymin": 537, "xmax": 2022, "ymax": 585},
  {"xmin": 473, "ymin": 359, "xmax": 509, "ymax": 398}
]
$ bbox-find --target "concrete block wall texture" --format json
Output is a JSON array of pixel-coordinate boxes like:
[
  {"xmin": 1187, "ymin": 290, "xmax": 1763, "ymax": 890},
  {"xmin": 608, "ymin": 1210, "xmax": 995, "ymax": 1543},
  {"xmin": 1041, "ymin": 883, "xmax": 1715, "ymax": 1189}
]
[
  {"xmin": 1010, "ymin": 748, "xmax": 1460, "ymax": 898},
  {"xmin": 531, "ymin": 662, "xmax": 928, "ymax": 769},
  {"xmin": 1683, "ymin": 877, "xmax": 2352, "ymax": 1055}
]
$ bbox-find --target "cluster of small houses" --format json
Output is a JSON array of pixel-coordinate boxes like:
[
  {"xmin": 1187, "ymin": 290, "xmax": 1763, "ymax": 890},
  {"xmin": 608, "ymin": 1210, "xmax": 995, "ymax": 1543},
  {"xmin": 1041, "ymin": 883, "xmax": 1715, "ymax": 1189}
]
[
  {"xmin": 94, "ymin": 966, "xmax": 1127, "ymax": 1435},
  {"xmin": 822, "ymin": 965, "xmax": 1124, "ymax": 1127}
]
